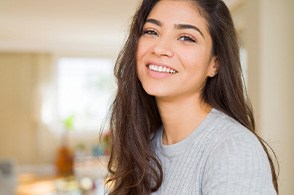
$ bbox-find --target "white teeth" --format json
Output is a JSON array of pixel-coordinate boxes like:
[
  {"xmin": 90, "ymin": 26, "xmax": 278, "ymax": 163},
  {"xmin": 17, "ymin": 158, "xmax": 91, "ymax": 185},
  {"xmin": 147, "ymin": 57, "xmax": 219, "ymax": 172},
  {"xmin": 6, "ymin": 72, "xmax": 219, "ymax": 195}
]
[{"xmin": 148, "ymin": 64, "xmax": 176, "ymax": 74}]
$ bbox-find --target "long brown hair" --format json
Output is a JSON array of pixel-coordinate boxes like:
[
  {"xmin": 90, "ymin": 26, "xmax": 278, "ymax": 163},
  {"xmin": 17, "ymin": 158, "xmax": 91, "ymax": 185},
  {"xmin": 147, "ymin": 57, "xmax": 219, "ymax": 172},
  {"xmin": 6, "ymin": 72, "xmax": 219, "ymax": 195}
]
[{"xmin": 105, "ymin": 0, "xmax": 278, "ymax": 194}]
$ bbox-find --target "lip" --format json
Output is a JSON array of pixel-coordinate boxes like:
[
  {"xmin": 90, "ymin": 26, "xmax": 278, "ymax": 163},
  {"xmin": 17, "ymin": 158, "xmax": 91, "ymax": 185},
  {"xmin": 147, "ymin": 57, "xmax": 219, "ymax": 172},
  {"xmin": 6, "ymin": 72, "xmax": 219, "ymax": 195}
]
[{"xmin": 144, "ymin": 60, "xmax": 178, "ymax": 79}]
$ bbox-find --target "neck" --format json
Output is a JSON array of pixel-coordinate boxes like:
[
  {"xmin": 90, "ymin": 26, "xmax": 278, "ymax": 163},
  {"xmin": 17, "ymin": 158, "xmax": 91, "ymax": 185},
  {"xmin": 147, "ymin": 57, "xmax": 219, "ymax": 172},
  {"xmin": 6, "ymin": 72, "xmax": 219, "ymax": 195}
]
[{"xmin": 156, "ymin": 94, "xmax": 211, "ymax": 145}]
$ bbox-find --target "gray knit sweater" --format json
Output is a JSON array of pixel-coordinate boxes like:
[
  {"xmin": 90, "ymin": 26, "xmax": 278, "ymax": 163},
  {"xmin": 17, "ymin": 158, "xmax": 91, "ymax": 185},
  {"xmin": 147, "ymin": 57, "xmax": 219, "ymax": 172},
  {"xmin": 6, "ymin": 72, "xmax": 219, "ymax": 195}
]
[{"xmin": 151, "ymin": 108, "xmax": 276, "ymax": 195}]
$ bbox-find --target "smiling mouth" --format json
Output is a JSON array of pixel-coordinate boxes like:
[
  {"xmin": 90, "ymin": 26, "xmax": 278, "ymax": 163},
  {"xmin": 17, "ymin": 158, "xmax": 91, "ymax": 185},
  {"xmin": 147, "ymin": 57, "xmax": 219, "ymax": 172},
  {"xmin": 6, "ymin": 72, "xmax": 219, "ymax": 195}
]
[{"xmin": 147, "ymin": 64, "xmax": 178, "ymax": 74}]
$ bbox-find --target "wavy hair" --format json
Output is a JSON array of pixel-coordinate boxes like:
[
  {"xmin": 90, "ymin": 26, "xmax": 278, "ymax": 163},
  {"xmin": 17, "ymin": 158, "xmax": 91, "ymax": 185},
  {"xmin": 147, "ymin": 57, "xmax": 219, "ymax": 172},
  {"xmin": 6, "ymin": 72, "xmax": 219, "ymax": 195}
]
[{"xmin": 105, "ymin": 0, "xmax": 278, "ymax": 194}]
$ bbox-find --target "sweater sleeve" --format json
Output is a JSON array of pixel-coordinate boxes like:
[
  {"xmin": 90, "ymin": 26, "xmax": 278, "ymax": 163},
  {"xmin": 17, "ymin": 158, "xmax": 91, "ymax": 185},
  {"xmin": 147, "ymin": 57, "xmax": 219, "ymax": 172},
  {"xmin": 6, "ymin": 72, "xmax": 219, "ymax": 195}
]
[{"xmin": 202, "ymin": 132, "xmax": 276, "ymax": 195}]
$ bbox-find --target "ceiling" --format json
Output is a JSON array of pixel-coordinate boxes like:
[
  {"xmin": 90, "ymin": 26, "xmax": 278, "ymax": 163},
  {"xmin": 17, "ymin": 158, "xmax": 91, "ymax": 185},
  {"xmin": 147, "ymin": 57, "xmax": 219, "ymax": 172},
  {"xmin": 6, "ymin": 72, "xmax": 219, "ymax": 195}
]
[{"xmin": 0, "ymin": 0, "xmax": 243, "ymax": 56}]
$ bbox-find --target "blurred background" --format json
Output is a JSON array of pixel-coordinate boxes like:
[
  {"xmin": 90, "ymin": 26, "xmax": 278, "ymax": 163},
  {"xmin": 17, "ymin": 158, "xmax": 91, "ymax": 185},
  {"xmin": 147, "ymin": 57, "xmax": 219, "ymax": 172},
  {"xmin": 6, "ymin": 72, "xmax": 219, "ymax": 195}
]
[{"xmin": 0, "ymin": 0, "xmax": 293, "ymax": 194}]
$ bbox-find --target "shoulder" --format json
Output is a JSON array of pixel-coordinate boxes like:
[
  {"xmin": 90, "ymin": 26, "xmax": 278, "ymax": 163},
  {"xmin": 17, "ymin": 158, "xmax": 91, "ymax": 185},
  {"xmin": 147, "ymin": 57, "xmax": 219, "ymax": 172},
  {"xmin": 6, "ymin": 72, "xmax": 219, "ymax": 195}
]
[
  {"xmin": 208, "ymin": 108, "xmax": 262, "ymax": 149},
  {"xmin": 207, "ymin": 109, "xmax": 270, "ymax": 175},
  {"xmin": 201, "ymin": 109, "xmax": 276, "ymax": 194}
]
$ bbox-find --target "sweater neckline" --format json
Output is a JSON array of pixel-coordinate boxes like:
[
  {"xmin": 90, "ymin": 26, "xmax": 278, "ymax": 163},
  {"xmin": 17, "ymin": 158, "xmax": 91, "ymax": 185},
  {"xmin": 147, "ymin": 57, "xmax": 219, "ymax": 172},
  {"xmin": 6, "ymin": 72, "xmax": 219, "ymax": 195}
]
[{"xmin": 156, "ymin": 108, "xmax": 219, "ymax": 157}]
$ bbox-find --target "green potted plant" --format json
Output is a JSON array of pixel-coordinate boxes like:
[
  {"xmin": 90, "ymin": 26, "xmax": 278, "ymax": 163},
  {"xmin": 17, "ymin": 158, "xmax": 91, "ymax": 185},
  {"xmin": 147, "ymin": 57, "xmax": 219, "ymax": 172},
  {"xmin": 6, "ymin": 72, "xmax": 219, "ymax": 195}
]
[{"xmin": 55, "ymin": 115, "xmax": 75, "ymax": 176}]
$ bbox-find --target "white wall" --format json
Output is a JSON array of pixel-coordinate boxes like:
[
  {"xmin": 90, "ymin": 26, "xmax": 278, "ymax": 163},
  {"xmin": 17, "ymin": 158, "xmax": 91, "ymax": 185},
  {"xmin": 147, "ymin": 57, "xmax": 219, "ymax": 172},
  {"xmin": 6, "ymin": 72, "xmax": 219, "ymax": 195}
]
[
  {"xmin": 245, "ymin": 0, "xmax": 294, "ymax": 194},
  {"xmin": 0, "ymin": 53, "xmax": 50, "ymax": 164}
]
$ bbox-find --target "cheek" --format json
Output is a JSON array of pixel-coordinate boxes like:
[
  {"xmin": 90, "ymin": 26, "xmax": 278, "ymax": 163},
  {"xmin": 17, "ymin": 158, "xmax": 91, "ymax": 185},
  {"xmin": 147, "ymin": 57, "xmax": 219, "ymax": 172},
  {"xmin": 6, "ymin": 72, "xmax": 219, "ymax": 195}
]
[
  {"xmin": 136, "ymin": 47, "xmax": 144, "ymax": 70},
  {"xmin": 179, "ymin": 51, "xmax": 201, "ymax": 69},
  {"xmin": 136, "ymin": 44, "xmax": 144, "ymax": 79},
  {"xmin": 137, "ymin": 38, "xmax": 153, "ymax": 60},
  {"xmin": 180, "ymin": 47, "xmax": 210, "ymax": 69},
  {"xmin": 136, "ymin": 40, "xmax": 144, "ymax": 66},
  {"xmin": 136, "ymin": 41, "xmax": 151, "ymax": 79}
]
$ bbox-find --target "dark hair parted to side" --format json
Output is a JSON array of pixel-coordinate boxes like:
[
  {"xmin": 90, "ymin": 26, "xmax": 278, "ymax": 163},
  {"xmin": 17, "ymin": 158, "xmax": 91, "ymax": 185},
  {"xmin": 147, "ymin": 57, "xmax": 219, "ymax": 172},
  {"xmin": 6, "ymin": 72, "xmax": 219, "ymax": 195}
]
[{"xmin": 105, "ymin": 0, "xmax": 278, "ymax": 194}]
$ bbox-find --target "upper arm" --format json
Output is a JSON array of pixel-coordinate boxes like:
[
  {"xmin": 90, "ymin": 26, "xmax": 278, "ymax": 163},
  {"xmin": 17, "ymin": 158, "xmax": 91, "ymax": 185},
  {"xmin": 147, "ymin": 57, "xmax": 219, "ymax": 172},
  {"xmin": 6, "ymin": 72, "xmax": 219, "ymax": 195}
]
[{"xmin": 202, "ymin": 133, "xmax": 276, "ymax": 195}]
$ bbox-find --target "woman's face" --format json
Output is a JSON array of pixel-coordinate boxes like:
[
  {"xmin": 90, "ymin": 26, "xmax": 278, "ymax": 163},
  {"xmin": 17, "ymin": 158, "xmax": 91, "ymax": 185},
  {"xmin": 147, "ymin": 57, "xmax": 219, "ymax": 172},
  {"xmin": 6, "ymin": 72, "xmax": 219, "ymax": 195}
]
[{"xmin": 136, "ymin": 0, "xmax": 218, "ymax": 101}]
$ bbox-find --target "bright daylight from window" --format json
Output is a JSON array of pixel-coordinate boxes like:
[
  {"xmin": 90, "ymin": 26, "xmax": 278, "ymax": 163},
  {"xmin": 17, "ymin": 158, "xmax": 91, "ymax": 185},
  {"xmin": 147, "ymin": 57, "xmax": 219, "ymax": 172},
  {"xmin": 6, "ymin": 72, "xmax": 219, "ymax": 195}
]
[{"xmin": 57, "ymin": 58, "xmax": 115, "ymax": 132}]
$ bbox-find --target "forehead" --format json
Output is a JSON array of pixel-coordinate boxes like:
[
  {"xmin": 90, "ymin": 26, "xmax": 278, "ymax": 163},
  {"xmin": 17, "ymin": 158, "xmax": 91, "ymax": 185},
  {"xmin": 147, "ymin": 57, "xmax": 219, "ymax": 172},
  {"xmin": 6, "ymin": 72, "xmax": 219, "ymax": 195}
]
[{"xmin": 147, "ymin": 0, "xmax": 209, "ymax": 30}]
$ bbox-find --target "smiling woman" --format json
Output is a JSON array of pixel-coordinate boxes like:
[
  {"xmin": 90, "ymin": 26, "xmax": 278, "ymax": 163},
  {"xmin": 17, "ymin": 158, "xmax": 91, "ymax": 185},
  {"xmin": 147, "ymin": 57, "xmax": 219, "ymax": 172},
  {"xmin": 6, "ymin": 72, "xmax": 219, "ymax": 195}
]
[{"xmin": 104, "ymin": 0, "xmax": 278, "ymax": 194}]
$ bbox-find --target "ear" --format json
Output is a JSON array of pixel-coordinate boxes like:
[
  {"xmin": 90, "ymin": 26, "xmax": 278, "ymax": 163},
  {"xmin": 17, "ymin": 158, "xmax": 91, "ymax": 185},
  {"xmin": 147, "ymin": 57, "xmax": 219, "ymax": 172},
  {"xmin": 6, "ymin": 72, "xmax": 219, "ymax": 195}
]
[{"xmin": 207, "ymin": 56, "xmax": 219, "ymax": 77}]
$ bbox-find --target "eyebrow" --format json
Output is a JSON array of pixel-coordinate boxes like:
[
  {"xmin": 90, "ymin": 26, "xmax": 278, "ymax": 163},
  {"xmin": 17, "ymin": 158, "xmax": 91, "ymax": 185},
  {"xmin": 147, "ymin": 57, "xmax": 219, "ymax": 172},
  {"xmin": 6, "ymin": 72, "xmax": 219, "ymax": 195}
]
[
  {"xmin": 175, "ymin": 24, "xmax": 204, "ymax": 38},
  {"xmin": 145, "ymin": 18, "xmax": 205, "ymax": 38},
  {"xmin": 145, "ymin": 18, "xmax": 162, "ymax": 27}
]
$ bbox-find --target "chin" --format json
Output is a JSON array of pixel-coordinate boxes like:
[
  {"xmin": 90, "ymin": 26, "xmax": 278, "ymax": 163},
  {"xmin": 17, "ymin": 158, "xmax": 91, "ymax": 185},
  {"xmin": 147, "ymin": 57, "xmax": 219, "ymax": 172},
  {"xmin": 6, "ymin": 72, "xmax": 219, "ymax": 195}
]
[
  {"xmin": 139, "ymin": 78, "xmax": 175, "ymax": 97},
  {"xmin": 143, "ymin": 87, "xmax": 162, "ymax": 96},
  {"xmin": 142, "ymin": 85, "xmax": 172, "ymax": 98}
]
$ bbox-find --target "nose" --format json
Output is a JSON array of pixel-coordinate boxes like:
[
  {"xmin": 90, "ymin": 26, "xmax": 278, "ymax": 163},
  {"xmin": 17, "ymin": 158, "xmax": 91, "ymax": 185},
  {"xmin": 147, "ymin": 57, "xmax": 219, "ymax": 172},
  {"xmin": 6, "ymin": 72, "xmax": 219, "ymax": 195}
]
[{"xmin": 152, "ymin": 37, "xmax": 174, "ymax": 57}]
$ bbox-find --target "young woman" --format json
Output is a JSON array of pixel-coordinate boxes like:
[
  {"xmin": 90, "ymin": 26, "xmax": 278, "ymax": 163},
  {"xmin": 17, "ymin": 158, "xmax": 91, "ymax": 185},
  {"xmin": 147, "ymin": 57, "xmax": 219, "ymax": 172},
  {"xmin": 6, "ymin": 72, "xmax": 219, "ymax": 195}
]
[{"xmin": 105, "ymin": 0, "xmax": 278, "ymax": 194}]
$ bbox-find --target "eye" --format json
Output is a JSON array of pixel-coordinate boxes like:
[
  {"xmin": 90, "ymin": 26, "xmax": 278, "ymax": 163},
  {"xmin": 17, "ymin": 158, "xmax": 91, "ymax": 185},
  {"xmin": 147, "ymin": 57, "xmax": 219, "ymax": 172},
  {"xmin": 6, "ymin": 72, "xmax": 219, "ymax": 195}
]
[
  {"xmin": 178, "ymin": 35, "xmax": 196, "ymax": 43},
  {"xmin": 142, "ymin": 29, "xmax": 158, "ymax": 36}
]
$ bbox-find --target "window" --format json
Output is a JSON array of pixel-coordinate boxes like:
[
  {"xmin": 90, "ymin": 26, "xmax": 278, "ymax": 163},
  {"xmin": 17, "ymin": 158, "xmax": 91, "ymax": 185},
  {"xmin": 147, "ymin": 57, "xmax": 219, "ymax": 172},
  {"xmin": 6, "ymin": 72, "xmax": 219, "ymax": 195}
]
[{"xmin": 56, "ymin": 58, "xmax": 115, "ymax": 131}]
